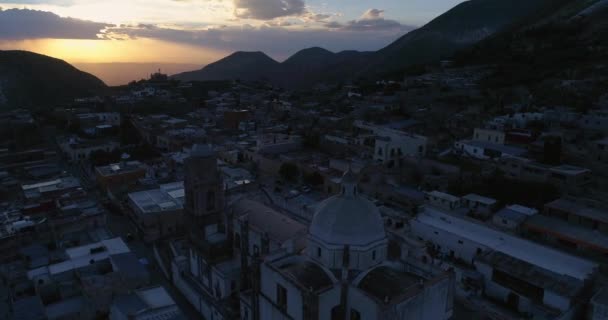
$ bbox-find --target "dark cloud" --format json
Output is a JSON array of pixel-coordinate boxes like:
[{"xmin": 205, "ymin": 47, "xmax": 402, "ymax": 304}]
[
  {"xmin": 0, "ymin": 8, "xmax": 111, "ymax": 40},
  {"xmin": 325, "ymin": 8, "xmax": 415, "ymax": 32},
  {"xmin": 233, "ymin": 0, "xmax": 306, "ymax": 20},
  {"xmin": 104, "ymin": 23, "xmax": 407, "ymax": 59}
]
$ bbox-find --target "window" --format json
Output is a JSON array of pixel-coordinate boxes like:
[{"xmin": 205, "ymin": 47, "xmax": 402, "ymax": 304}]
[
  {"xmin": 372, "ymin": 250, "xmax": 376, "ymax": 260},
  {"xmin": 276, "ymin": 284, "xmax": 287, "ymax": 311},
  {"xmin": 317, "ymin": 247, "xmax": 322, "ymax": 258},
  {"xmin": 458, "ymin": 240, "xmax": 463, "ymax": 245}
]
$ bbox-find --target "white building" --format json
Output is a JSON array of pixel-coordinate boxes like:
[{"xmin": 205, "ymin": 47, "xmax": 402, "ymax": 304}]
[
  {"xmin": 454, "ymin": 140, "xmax": 526, "ymax": 160},
  {"xmin": 410, "ymin": 206, "xmax": 597, "ymax": 316},
  {"xmin": 354, "ymin": 120, "xmax": 427, "ymax": 164},
  {"xmin": 58, "ymin": 137, "xmax": 119, "ymax": 162},
  {"xmin": 244, "ymin": 170, "xmax": 454, "ymax": 320},
  {"xmin": 473, "ymin": 128, "xmax": 505, "ymax": 145},
  {"xmin": 492, "ymin": 205, "xmax": 537, "ymax": 230}
]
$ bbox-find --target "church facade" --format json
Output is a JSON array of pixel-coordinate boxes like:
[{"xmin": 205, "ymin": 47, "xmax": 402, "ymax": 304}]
[{"xmin": 162, "ymin": 145, "xmax": 454, "ymax": 320}]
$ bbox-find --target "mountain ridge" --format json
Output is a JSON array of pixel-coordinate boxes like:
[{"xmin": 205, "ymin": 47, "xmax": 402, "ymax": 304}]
[
  {"xmin": 0, "ymin": 50, "xmax": 106, "ymax": 108},
  {"xmin": 173, "ymin": 0, "xmax": 554, "ymax": 87}
]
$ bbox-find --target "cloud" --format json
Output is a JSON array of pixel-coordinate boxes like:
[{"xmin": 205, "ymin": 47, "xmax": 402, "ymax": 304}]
[
  {"xmin": 233, "ymin": 0, "xmax": 306, "ymax": 20},
  {"xmin": 102, "ymin": 23, "xmax": 407, "ymax": 59},
  {"xmin": 0, "ymin": 8, "xmax": 111, "ymax": 40},
  {"xmin": 0, "ymin": 0, "xmax": 74, "ymax": 5},
  {"xmin": 325, "ymin": 8, "xmax": 414, "ymax": 32}
]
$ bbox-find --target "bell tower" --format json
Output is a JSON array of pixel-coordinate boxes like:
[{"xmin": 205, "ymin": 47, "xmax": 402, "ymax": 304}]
[{"xmin": 184, "ymin": 144, "xmax": 225, "ymax": 241}]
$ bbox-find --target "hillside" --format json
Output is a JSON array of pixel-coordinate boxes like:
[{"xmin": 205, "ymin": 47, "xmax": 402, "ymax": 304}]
[
  {"xmin": 0, "ymin": 50, "xmax": 106, "ymax": 109},
  {"xmin": 173, "ymin": 0, "xmax": 553, "ymax": 87},
  {"xmin": 174, "ymin": 51, "xmax": 281, "ymax": 82},
  {"xmin": 362, "ymin": 0, "xmax": 552, "ymax": 78},
  {"xmin": 455, "ymin": 0, "xmax": 608, "ymax": 109}
]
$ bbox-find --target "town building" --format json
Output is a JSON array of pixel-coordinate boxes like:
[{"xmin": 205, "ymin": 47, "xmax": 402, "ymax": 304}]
[
  {"xmin": 95, "ymin": 161, "xmax": 147, "ymax": 193},
  {"xmin": 109, "ymin": 286, "xmax": 185, "ymax": 320},
  {"xmin": 473, "ymin": 128, "xmax": 505, "ymax": 145},
  {"xmin": 127, "ymin": 182, "xmax": 185, "ymax": 243},
  {"xmin": 411, "ymin": 206, "xmax": 597, "ymax": 317}
]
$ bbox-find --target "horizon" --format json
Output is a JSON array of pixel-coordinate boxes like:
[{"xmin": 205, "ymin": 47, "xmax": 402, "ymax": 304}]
[{"xmin": 0, "ymin": 0, "xmax": 465, "ymax": 85}]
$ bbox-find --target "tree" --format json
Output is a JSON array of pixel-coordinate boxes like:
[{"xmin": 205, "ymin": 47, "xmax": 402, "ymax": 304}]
[{"xmin": 279, "ymin": 162, "xmax": 299, "ymax": 183}]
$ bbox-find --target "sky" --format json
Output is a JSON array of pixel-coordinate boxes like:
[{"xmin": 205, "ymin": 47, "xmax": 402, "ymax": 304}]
[{"xmin": 0, "ymin": 0, "xmax": 465, "ymax": 84}]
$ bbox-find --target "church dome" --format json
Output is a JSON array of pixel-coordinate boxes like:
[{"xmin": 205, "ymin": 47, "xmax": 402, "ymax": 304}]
[{"xmin": 309, "ymin": 170, "xmax": 386, "ymax": 247}]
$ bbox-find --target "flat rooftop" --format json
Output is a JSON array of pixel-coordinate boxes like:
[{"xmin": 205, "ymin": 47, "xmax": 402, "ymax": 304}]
[
  {"xmin": 96, "ymin": 161, "xmax": 144, "ymax": 177},
  {"xmin": 129, "ymin": 182, "xmax": 184, "ymax": 214},
  {"xmin": 477, "ymin": 251, "xmax": 583, "ymax": 297},
  {"xmin": 525, "ymin": 214, "xmax": 608, "ymax": 250},
  {"xmin": 276, "ymin": 258, "xmax": 333, "ymax": 291},
  {"xmin": 233, "ymin": 199, "xmax": 306, "ymax": 243},
  {"xmin": 545, "ymin": 198, "xmax": 608, "ymax": 224},
  {"xmin": 463, "ymin": 194, "xmax": 497, "ymax": 205},
  {"xmin": 415, "ymin": 207, "xmax": 598, "ymax": 280},
  {"xmin": 357, "ymin": 266, "xmax": 423, "ymax": 303},
  {"xmin": 460, "ymin": 140, "xmax": 526, "ymax": 156}
]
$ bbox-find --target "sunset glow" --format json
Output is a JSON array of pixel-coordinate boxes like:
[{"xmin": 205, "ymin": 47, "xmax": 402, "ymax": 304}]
[{"xmin": 0, "ymin": 0, "xmax": 465, "ymax": 84}]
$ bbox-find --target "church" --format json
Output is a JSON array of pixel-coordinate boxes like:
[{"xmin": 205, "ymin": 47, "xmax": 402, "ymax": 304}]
[{"xmin": 163, "ymin": 144, "xmax": 454, "ymax": 320}]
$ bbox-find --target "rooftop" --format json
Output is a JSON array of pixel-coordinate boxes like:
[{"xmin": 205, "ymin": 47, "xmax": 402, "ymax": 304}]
[
  {"xmin": 477, "ymin": 251, "xmax": 584, "ymax": 297},
  {"xmin": 525, "ymin": 214, "xmax": 608, "ymax": 250},
  {"xmin": 232, "ymin": 199, "xmax": 306, "ymax": 243},
  {"xmin": 29, "ymin": 237, "xmax": 131, "ymax": 276},
  {"xmin": 357, "ymin": 266, "xmax": 424, "ymax": 303},
  {"xmin": 460, "ymin": 140, "xmax": 527, "ymax": 156},
  {"xmin": 95, "ymin": 161, "xmax": 145, "ymax": 177},
  {"xmin": 113, "ymin": 286, "xmax": 182, "ymax": 318},
  {"xmin": 274, "ymin": 256, "xmax": 334, "ymax": 291},
  {"xmin": 128, "ymin": 182, "xmax": 184, "ymax": 214},
  {"xmin": 415, "ymin": 207, "xmax": 597, "ymax": 280},
  {"xmin": 545, "ymin": 198, "xmax": 608, "ymax": 224},
  {"xmin": 427, "ymin": 191, "xmax": 460, "ymax": 202},
  {"xmin": 494, "ymin": 207, "xmax": 529, "ymax": 225},
  {"xmin": 463, "ymin": 194, "xmax": 497, "ymax": 205}
]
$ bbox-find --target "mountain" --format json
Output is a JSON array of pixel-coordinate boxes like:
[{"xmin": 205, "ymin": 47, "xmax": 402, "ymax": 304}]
[
  {"xmin": 173, "ymin": 0, "xmax": 555, "ymax": 87},
  {"xmin": 174, "ymin": 51, "xmax": 280, "ymax": 82},
  {"xmin": 363, "ymin": 0, "xmax": 553, "ymax": 77},
  {"xmin": 453, "ymin": 0, "xmax": 608, "ymax": 108},
  {"xmin": 0, "ymin": 50, "xmax": 106, "ymax": 109}
]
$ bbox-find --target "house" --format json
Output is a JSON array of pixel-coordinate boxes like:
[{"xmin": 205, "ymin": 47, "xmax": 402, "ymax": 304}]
[
  {"xmin": 58, "ymin": 137, "xmax": 119, "ymax": 162},
  {"xmin": 498, "ymin": 156, "xmax": 592, "ymax": 191},
  {"xmin": 492, "ymin": 205, "xmax": 537, "ymax": 230},
  {"xmin": 454, "ymin": 140, "xmax": 526, "ymax": 160},
  {"xmin": 473, "ymin": 128, "xmax": 505, "ymax": 145},
  {"xmin": 462, "ymin": 194, "xmax": 498, "ymax": 218},
  {"xmin": 543, "ymin": 198, "xmax": 608, "ymax": 233},
  {"xmin": 425, "ymin": 191, "xmax": 461, "ymax": 211},
  {"xmin": 127, "ymin": 182, "xmax": 185, "ymax": 243},
  {"xmin": 95, "ymin": 161, "xmax": 147, "ymax": 193},
  {"xmin": 410, "ymin": 206, "xmax": 597, "ymax": 316}
]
